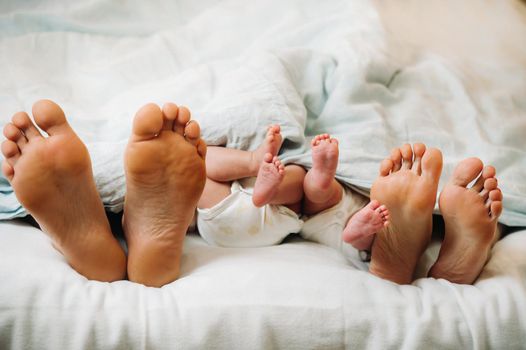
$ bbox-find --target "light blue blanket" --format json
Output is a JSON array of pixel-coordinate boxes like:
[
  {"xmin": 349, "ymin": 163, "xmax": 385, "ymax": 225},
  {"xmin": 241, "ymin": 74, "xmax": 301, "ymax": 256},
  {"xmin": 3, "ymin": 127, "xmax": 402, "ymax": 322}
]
[{"xmin": 1, "ymin": 0, "xmax": 525, "ymax": 226}]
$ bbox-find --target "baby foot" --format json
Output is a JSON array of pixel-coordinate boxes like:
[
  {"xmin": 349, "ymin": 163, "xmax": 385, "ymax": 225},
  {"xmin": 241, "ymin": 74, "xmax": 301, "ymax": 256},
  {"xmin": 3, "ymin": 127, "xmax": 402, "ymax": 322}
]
[
  {"xmin": 303, "ymin": 134, "xmax": 340, "ymax": 204},
  {"xmin": 1, "ymin": 100, "xmax": 126, "ymax": 281},
  {"xmin": 369, "ymin": 143, "xmax": 443, "ymax": 284},
  {"xmin": 252, "ymin": 153, "xmax": 285, "ymax": 207},
  {"xmin": 342, "ymin": 200, "xmax": 390, "ymax": 251},
  {"xmin": 123, "ymin": 102, "xmax": 206, "ymax": 287},
  {"xmin": 428, "ymin": 158, "xmax": 503, "ymax": 284},
  {"xmin": 250, "ymin": 124, "xmax": 282, "ymax": 175}
]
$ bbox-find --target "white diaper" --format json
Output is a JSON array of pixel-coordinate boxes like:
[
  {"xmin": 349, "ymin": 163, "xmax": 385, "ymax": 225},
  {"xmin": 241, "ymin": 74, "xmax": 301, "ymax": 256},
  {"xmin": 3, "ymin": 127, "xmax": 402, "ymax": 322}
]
[
  {"xmin": 196, "ymin": 178, "xmax": 303, "ymax": 248},
  {"xmin": 301, "ymin": 186, "xmax": 369, "ymax": 270}
]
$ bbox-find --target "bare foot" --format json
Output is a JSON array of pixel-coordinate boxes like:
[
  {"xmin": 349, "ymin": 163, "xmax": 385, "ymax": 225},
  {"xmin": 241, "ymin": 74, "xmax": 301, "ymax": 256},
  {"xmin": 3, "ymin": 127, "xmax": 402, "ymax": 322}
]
[
  {"xmin": 123, "ymin": 102, "xmax": 206, "ymax": 287},
  {"xmin": 342, "ymin": 200, "xmax": 389, "ymax": 251},
  {"xmin": 1, "ymin": 100, "xmax": 126, "ymax": 281},
  {"xmin": 249, "ymin": 124, "xmax": 282, "ymax": 175},
  {"xmin": 252, "ymin": 153, "xmax": 285, "ymax": 207},
  {"xmin": 303, "ymin": 134, "xmax": 342, "ymax": 215},
  {"xmin": 369, "ymin": 143, "xmax": 443, "ymax": 284},
  {"xmin": 428, "ymin": 158, "xmax": 503, "ymax": 284}
]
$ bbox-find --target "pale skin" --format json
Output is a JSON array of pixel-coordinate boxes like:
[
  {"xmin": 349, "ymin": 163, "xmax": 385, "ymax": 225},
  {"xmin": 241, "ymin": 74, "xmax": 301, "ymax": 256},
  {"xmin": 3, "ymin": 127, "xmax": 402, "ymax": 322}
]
[
  {"xmin": 198, "ymin": 128, "xmax": 391, "ymax": 252},
  {"xmin": 303, "ymin": 137, "xmax": 504, "ymax": 284},
  {"xmin": 1, "ymin": 102, "xmax": 504, "ymax": 286},
  {"xmin": 369, "ymin": 143, "xmax": 503, "ymax": 285},
  {"xmin": 303, "ymin": 134, "xmax": 390, "ymax": 251},
  {"xmin": 198, "ymin": 125, "xmax": 306, "ymax": 213},
  {"xmin": 2, "ymin": 100, "xmax": 207, "ymax": 287}
]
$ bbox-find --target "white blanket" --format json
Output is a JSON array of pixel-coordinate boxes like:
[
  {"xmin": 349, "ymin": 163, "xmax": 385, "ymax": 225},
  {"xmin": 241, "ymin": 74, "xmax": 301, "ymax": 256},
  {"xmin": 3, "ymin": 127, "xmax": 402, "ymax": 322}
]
[{"xmin": 0, "ymin": 0, "xmax": 525, "ymax": 225}]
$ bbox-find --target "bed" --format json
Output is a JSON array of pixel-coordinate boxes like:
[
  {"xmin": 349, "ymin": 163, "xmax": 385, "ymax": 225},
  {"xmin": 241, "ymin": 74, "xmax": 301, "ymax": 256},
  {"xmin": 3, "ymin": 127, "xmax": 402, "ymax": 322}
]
[{"xmin": 1, "ymin": 0, "xmax": 526, "ymax": 348}]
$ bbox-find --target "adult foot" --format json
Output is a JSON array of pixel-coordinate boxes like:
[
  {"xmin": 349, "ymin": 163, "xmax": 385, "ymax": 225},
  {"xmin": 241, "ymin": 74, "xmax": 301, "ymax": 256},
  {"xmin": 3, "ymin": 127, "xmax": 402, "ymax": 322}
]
[
  {"xmin": 123, "ymin": 102, "xmax": 206, "ymax": 287},
  {"xmin": 369, "ymin": 143, "xmax": 443, "ymax": 284},
  {"xmin": 252, "ymin": 153, "xmax": 285, "ymax": 207},
  {"xmin": 249, "ymin": 125, "xmax": 282, "ymax": 175},
  {"xmin": 428, "ymin": 158, "xmax": 503, "ymax": 284},
  {"xmin": 1, "ymin": 100, "xmax": 126, "ymax": 281},
  {"xmin": 342, "ymin": 200, "xmax": 389, "ymax": 251}
]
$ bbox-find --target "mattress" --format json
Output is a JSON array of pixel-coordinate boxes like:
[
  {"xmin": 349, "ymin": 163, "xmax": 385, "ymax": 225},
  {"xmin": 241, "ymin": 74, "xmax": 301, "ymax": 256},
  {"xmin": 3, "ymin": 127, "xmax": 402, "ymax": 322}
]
[{"xmin": 1, "ymin": 0, "xmax": 526, "ymax": 348}]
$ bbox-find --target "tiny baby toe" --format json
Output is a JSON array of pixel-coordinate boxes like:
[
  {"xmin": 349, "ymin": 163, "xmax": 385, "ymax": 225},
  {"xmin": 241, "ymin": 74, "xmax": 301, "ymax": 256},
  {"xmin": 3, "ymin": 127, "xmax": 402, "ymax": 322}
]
[{"xmin": 369, "ymin": 199, "xmax": 380, "ymax": 210}]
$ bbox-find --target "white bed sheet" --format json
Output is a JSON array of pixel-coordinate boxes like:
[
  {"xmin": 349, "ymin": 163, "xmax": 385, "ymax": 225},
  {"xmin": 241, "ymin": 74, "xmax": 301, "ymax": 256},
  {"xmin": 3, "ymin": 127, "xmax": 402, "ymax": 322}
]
[{"xmin": 0, "ymin": 221, "xmax": 525, "ymax": 349}]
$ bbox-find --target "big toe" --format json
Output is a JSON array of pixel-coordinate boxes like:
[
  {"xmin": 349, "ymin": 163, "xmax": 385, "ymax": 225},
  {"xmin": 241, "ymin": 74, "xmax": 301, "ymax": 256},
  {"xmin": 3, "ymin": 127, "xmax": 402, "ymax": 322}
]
[
  {"xmin": 450, "ymin": 157, "xmax": 484, "ymax": 187},
  {"xmin": 32, "ymin": 99, "xmax": 70, "ymax": 135},
  {"xmin": 131, "ymin": 103, "xmax": 164, "ymax": 141}
]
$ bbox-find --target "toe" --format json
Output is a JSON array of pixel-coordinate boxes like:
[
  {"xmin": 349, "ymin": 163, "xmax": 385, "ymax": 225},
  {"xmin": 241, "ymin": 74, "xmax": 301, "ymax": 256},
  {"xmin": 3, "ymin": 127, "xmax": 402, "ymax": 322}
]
[
  {"xmin": 269, "ymin": 124, "xmax": 280, "ymax": 135},
  {"xmin": 483, "ymin": 165, "xmax": 496, "ymax": 179},
  {"xmin": 3, "ymin": 123, "xmax": 27, "ymax": 150},
  {"xmin": 411, "ymin": 143, "xmax": 426, "ymax": 175},
  {"xmin": 369, "ymin": 199, "xmax": 380, "ymax": 210},
  {"xmin": 161, "ymin": 102, "xmax": 178, "ymax": 131},
  {"xmin": 12, "ymin": 112, "xmax": 42, "ymax": 140},
  {"xmin": 2, "ymin": 160, "xmax": 14, "ymax": 181},
  {"xmin": 470, "ymin": 174, "xmax": 485, "ymax": 192},
  {"xmin": 1, "ymin": 140, "xmax": 20, "ymax": 163},
  {"xmin": 400, "ymin": 143, "xmax": 413, "ymax": 170},
  {"xmin": 184, "ymin": 120, "xmax": 201, "ymax": 146},
  {"xmin": 32, "ymin": 99, "xmax": 71, "ymax": 135},
  {"xmin": 196, "ymin": 139, "xmax": 207, "ymax": 160},
  {"xmin": 490, "ymin": 201, "xmax": 503, "ymax": 220},
  {"xmin": 489, "ymin": 188, "xmax": 503, "ymax": 202},
  {"xmin": 450, "ymin": 157, "xmax": 483, "ymax": 187},
  {"xmin": 379, "ymin": 158, "xmax": 394, "ymax": 176},
  {"xmin": 175, "ymin": 107, "xmax": 191, "ymax": 135},
  {"xmin": 421, "ymin": 147, "xmax": 443, "ymax": 181},
  {"xmin": 390, "ymin": 148, "xmax": 402, "ymax": 171},
  {"xmin": 480, "ymin": 178, "xmax": 498, "ymax": 201},
  {"xmin": 263, "ymin": 152, "xmax": 273, "ymax": 163},
  {"xmin": 471, "ymin": 165, "xmax": 495, "ymax": 192},
  {"xmin": 131, "ymin": 103, "xmax": 164, "ymax": 141}
]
